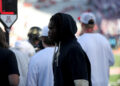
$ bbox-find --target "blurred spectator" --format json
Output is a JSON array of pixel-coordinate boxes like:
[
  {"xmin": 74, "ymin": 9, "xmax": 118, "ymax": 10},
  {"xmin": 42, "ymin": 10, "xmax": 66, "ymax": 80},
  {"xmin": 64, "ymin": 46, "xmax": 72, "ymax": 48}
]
[
  {"xmin": 28, "ymin": 26, "xmax": 44, "ymax": 52},
  {"xmin": 77, "ymin": 12, "xmax": 114, "ymax": 86},
  {"xmin": 108, "ymin": 36, "xmax": 117, "ymax": 48},
  {"xmin": 0, "ymin": 27, "xmax": 19, "ymax": 86},
  {"xmin": 89, "ymin": 0, "xmax": 120, "ymax": 19},
  {"xmin": 26, "ymin": 26, "xmax": 55, "ymax": 86},
  {"xmin": 15, "ymin": 40, "xmax": 35, "ymax": 57},
  {"xmin": 10, "ymin": 47, "xmax": 29, "ymax": 86},
  {"xmin": 10, "ymin": 31, "xmax": 37, "ymax": 86}
]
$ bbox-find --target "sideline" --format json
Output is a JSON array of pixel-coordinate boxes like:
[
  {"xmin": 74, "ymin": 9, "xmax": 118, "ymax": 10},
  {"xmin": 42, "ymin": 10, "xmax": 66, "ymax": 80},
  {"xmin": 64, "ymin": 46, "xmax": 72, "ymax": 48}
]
[{"xmin": 110, "ymin": 67, "xmax": 120, "ymax": 75}]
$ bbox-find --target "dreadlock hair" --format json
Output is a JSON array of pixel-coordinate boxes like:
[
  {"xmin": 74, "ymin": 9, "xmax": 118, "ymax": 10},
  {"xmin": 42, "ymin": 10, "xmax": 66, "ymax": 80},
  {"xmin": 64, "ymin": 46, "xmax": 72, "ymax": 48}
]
[
  {"xmin": 0, "ymin": 27, "xmax": 9, "ymax": 48},
  {"xmin": 50, "ymin": 13, "xmax": 62, "ymax": 33},
  {"xmin": 50, "ymin": 13, "xmax": 77, "ymax": 43}
]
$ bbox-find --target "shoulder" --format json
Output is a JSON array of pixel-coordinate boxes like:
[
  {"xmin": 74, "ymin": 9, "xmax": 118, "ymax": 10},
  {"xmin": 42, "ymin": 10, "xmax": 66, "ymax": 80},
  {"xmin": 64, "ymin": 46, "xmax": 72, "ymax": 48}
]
[
  {"xmin": 3, "ymin": 48, "xmax": 15, "ymax": 56},
  {"xmin": 0, "ymin": 48, "xmax": 16, "ymax": 61},
  {"xmin": 77, "ymin": 34, "xmax": 91, "ymax": 43},
  {"xmin": 15, "ymin": 40, "xmax": 35, "ymax": 50},
  {"xmin": 0, "ymin": 47, "xmax": 11, "ymax": 53},
  {"xmin": 29, "ymin": 47, "xmax": 54, "ymax": 65},
  {"xmin": 36, "ymin": 47, "xmax": 54, "ymax": 55},
  {"xmin": 97, "ymin": 33, "xmax": 110, "ymax": 44},
  {"xmin": 36, "ymin": 47, "xmax": 55, "ymax": 56},
  {"xmin": 96, "ymin": 33, "xmax": 107, "ymax": 39},
  {"xmin": 68, "ymin": 41, "xmax": 84, "ymax": 56}
]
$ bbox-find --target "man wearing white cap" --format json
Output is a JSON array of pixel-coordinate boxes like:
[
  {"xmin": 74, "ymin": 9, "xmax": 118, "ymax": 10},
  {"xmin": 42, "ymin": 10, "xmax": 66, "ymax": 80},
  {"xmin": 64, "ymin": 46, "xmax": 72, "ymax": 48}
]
[
  {"xmin": 77, "ymin": 12, "xmax": 114, "ymax": 86},
  {"xmin": 26, "ymin": 26, "xmax": 55, "ymax": 86}
]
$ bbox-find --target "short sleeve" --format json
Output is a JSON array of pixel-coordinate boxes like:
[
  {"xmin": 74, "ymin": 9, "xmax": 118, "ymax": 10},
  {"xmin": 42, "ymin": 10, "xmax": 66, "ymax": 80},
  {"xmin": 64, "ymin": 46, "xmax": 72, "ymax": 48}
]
[
  {"xmin": 8, "ymin": 50, "xmax": 20, "ymax": 75},
  {"xmin": 67, "ymin": 47, "xmax": 89, "ymax": 80}
]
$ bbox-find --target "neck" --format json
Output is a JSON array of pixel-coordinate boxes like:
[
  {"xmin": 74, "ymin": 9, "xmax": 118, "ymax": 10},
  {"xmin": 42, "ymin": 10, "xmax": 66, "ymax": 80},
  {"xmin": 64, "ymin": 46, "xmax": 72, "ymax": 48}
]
[
  {"xmin": 43, "ymin": 43, "xmax": 54, "ymax": 48},
  {"xmin": 83, "ymin": 28, "xmax": 94, "ymax": 33}
]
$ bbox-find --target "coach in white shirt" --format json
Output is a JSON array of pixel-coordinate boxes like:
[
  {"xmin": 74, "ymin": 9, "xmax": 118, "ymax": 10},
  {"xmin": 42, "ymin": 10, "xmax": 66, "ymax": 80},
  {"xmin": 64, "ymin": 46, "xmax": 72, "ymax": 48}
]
[
  {"xmin": 77, "ymin": 12, "xmax": 114, "ymax": 86},
  {"xmin": 26, "ymin": 26, "xmax": 55, "ymax": 86}
]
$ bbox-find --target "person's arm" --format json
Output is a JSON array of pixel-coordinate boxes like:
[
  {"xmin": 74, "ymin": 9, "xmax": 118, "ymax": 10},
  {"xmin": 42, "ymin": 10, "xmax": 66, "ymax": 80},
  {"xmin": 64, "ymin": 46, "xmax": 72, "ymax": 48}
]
[
  {"xmin": 68, "ymin": 47, "xmax": 90, "ymax": 86},
  {"xmin": 74, "ymin": 80, "xmax": 88, "ymax": 86},
  {"xmin": 107, "ymin": 42, "xmax": 115, "ymax": 66},
  {"xmin": 108, "ymin": 50, "xmax": 114, "ymax": 66},
  {"xmin": 8, "ymin": 50, "xmax": 20, "ymax": 86},
  {"xmin": 8, "ymin": 74, "xmax": 19, "ymax": 86}
]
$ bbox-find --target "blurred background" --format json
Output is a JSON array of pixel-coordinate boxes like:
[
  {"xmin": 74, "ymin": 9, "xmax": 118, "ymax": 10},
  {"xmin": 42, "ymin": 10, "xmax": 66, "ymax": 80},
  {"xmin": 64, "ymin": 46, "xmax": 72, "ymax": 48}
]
[{"xmin": 0, "ymin": 0, "xmax": 120, "ymax": 85}]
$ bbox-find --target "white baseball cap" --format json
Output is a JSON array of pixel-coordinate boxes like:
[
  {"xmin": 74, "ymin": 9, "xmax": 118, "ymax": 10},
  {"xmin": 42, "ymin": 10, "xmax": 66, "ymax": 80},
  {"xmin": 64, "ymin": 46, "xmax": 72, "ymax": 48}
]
[
  {"xmin": 78, "ymin": 12, "xmax": 96, "ymax": 24},
  {"xmin": 41, "ymin": 26, "xmax": 49, "ymax": 36}
]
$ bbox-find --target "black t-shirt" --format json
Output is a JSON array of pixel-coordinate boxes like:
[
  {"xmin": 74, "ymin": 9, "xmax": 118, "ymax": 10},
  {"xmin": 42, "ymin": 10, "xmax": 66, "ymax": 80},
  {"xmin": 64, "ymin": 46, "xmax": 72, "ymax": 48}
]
[
  {"xmin": 0, "ymin": 47, "xmax": 19, "ymax": 86},
  {"xmin": 53, "ymin": 38, "xmax": 91, "ymax": 86}
]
